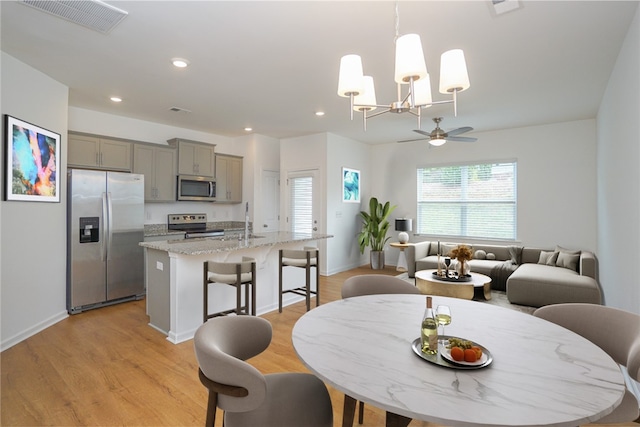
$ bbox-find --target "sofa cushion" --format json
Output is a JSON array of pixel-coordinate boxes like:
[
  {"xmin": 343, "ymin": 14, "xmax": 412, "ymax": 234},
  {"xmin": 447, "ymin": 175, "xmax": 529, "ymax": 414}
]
[
  {"xmin": 538, "ymin": 250, "xmax": 559, "ymax": 266},
  {"xmin": 556, "ymin": 251, "xmax": 580, "ymax": 271}
]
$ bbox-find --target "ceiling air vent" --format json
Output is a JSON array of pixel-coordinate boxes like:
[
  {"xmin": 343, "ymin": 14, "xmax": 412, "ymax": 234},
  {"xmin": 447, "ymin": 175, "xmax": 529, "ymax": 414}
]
[{"xmin": 19, "ymin": 0, "xmax": 128, "ymax": 34}]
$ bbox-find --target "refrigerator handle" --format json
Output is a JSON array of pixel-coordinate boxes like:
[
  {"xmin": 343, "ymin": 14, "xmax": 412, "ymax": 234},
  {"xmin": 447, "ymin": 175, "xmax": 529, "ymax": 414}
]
[
  {"xmin": 101, "ymin": 192, "xmax": 108, "ymax": 262},
  {"xmin": 106, "ymin": 192, "xmax": 114, "ymax": 261}
]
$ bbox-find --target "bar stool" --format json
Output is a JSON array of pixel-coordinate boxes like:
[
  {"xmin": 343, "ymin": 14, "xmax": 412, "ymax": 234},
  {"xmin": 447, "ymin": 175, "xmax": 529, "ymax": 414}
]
[
  {"xmin": 203, "ymin": 257, "xmax": 256, "ymax": 322},
  {"xmin": 279, "ymin": 246, "xmax": 319, "ymax": 313}
]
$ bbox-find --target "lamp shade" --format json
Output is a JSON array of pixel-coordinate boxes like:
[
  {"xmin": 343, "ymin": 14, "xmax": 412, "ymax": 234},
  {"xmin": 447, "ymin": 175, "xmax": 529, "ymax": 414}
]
[
  {"xmin": 354, "ymin": 76, "xmax": 378, "ymax": 112},
  {"xmin": 413, "ymin": 74, "xmax": 433, "ymax": 107},
  {"xmin": 394, "ymin": 34, "xmax": 428, "ymax": 84},
  {"xmin": 439, "ymin": 49, "xmax": 470, "ymax": 94},
  {"xmin": 338, "ymin": 54, "xmax": 365, "ymax": 97},
  {"xmin": 395, "ymin": 218, "xmax": 412, "ymax": 231}
]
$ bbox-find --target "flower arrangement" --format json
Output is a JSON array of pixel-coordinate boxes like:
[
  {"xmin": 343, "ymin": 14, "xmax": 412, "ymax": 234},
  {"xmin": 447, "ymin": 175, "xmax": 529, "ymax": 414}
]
[{"xmin": 449, "ymin": 245, "xmax": 473, "ymax": 263}]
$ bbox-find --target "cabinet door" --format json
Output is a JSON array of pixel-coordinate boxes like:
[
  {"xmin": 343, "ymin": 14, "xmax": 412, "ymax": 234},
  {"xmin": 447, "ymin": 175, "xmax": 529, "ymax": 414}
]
[
  {"xmin": 215, "ymin": 155, "xmax": 229, "ymax": 201},
  {"xmin": 154, "ymin": 147, "xmax": 176, "ymax": 201},
  {"xmin": 99, "ymin": 138, "xmax": 131, "ymax": 171},
  {"xmin": 177, "ymin": 141, "xmax": 215, "ymax": 176},
  {"xmin": 227, "ymin": 157, "xmax": 243, "ymax": 203},
  {"xmin": 195, "ymin": 145, "xmax": 215, "ymax": 177},
  {"xmin": 177, "ymin": 142, "xmax": 197, "ymax": 175},
  {"xmin": 68, "ymin": 135, "xmax": 100, "ymax": 168},
  {"xmin": 133, "ymin": 145, "xmax": 156, "ymax": 200}
]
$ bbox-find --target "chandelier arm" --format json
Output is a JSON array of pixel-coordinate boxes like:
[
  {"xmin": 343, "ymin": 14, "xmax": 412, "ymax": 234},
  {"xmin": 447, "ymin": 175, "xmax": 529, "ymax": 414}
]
[
  {"xmin": 363, "ymin": 108, "xmax": 392, "ymax": 120},
  {"xmin": 349, "ymin": 93, "xmax": 355, "ymax": 121}
]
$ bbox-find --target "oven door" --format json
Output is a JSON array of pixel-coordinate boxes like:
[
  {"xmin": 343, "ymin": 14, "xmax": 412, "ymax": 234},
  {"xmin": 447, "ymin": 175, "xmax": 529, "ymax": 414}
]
[{"xmin": 177, "ymin": 175, "xmax": 216, "ymax": 201}]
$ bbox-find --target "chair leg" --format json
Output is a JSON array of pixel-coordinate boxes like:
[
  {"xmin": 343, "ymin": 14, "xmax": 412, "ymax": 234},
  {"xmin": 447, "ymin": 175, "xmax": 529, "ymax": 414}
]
[
  {"xmin": 358, "ymin": 400, "xmax": 364, "ymax": 424},
  {"xmin": 205, "ymin": 390, "xmax": 218, "ymax": 427}
]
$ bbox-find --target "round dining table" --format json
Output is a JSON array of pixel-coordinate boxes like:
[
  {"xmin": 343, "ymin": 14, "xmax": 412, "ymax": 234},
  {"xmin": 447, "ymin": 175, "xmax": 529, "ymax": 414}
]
[{"xmin": 292, "ymin": 294, "xmax": 625, "ymax": 427}]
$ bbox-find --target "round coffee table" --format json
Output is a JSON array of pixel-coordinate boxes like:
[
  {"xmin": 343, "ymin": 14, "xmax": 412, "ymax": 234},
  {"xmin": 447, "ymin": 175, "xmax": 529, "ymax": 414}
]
[{"xmin": 415, "ymin": 269, "xmax": 492, "ymax": 300}]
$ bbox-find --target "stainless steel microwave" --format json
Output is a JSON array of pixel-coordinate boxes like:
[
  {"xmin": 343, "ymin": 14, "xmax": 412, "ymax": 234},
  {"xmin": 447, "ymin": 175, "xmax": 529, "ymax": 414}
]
[{"xmin": 177, "ymin": 175, "xmax": 216, "ymax": 201}]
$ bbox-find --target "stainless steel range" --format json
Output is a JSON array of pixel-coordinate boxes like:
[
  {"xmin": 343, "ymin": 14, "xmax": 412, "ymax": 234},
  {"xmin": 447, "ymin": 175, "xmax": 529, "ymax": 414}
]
[{"xmin": 167, "ymin": 213, "xmax": 224, "ymax": 239}]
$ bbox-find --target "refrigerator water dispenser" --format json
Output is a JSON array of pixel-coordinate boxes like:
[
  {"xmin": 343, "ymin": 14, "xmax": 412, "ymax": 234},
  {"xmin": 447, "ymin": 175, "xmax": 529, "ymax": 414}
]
[{"xmin": 79, "ymin": 216, "xmax": 100, "ymax": 243}]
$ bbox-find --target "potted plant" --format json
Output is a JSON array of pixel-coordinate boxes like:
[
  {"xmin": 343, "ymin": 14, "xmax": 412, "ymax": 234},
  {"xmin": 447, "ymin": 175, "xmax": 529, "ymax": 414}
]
[{"xmin": 358, "ymin": 197, "xmax": 397, "ymax": 269}]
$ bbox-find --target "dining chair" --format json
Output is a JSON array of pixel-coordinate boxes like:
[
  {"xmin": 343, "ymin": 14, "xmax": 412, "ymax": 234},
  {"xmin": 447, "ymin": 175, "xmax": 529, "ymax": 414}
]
[
  {"xmin": 341, "ymin": 274, "xmax": 421, "ymax": 424},
  {"xmin": 193, "ymin": 315, "xmax": 333, "ymax": 427},
  {"xmin": 279, "ymin": 246, "xmax": 319, "ymax": 312},
  {"xmin": 533, "ymin": 303, "xmax": 640, "ymax": 424},
  {"xmin": 203, "ymin": 257, "xmax": 256, "ymax": 322}
]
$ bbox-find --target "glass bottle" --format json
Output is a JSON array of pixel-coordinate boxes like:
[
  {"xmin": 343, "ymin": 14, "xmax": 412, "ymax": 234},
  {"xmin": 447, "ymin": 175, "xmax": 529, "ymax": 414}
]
[{"xmin": 421, "ymin": 296, "xmax": 438, "ymax": 354}]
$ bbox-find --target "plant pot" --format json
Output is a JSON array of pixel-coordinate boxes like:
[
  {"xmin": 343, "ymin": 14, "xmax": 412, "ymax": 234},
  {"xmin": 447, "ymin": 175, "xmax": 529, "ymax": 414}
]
[{"xmin": 370, "ymin": 251, "xmax": 385, "ymax": 270}]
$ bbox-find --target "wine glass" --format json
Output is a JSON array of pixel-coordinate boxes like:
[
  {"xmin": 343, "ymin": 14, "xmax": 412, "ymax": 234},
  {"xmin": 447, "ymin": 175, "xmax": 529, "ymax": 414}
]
[{"xmin": 436, "ymin": 305, "xmax": 452, "ymax": 344}]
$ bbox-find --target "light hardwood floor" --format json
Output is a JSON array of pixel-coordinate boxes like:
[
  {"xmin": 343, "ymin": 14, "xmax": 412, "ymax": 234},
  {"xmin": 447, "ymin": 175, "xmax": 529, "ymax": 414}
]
[{"xmin": 1, "ymin": 266, "xmax": 634, "ymax": 427}]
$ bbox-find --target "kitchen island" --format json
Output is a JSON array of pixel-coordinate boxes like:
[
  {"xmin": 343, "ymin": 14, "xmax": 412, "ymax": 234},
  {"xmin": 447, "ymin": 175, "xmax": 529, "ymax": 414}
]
[{"xmin": 139, "ymin": 232, "xmax": 332, "ymax": 344}]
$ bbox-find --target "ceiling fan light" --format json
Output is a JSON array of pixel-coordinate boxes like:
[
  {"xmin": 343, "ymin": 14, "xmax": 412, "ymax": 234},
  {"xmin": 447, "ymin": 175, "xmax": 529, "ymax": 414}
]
[
  {"xmin": 413, "ymin": 74, "xmax": 433, "ymax": 107},
  {"xmin": 429, "ymin": 137, "xmax": 447, "ymax": 147},
  {"xmin": 338, "ymin": 54, "xmax": 365, "ymax": 97},
  {"xmin": 439, "ymin": 49, "xmax": 470, "ymax": 94},
  {"xmin": 394, "ymin": 34, "xmax": 428, "ymax": 84},
  {"xmin": 354, "ymin": 76, "xmax": 377, "ymax": 112}
]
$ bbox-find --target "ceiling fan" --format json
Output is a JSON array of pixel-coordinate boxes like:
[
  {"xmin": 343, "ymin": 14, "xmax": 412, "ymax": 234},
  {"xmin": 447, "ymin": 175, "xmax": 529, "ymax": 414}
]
[{"xmin": 398, "ymin": 117, "xmax": 477, "ymax": 146}]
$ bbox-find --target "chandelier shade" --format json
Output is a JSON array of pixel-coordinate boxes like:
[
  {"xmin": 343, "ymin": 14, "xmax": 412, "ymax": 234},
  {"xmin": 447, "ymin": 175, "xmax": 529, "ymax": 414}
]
[
  {"xmin": 353, "ymin": 76, "xmax": 377, "ymax": 112},
  {"xmin": 337, "ymin": 54, "xmax": 364, "ymax": 97},
  {"xmin": 394, "ymin": 34, "xmax": 428, "ymax": 84},
  {"xmin": 413, "ymin": 75, "xmax": 433, "ymax": 107},
  {"xmin": 439, "ymin": 49, "xmax": 470, "ymax": 94}
]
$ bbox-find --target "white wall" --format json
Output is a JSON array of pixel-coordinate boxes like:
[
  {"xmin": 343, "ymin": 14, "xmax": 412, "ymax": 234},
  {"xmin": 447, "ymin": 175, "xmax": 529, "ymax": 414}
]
[
  {"xmin": 370, "ymin": 119, "xmax": 598, "ymax": 266},
  {"xmin": 597, "ymin": 6, "xmax": 640, "ymax": 314},
  {"xmin": 326, "ymin": 133, "xmax": 371, "ymax": 274},
  {"xmin": 1, "ymin": 53, "xmax": 69, "ymax": 350}
]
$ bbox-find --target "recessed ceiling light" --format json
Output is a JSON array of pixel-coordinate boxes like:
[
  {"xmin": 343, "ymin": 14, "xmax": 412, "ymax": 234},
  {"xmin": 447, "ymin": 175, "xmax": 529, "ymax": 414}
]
[
  {"xmin": 110, "ymin": 96, "xmax": 122, "ymax": 102},
  {"xmin": 315, "ymin": 111, "xmax": 325, "ymax": 116},
  {"xmin": 244, "ymin": 127, "xmax": 253, "ymax": 132},
  {"xmin": 171, "ymin": 58, "xmax": 190, "ymax": 68}
]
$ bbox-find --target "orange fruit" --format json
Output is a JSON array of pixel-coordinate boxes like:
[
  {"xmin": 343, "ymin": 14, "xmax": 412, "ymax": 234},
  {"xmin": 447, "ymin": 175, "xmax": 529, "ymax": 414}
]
[
  {"xmin": 471, "ymin": 346, "xmax": 483, "ymax": 359},
  {"xmin": 450, "ymin": 346, "xmax": 465, "ymax": 361},
  {"xmin": 464, "ymin": 348, "xmax": 478, "ymax": 363}
]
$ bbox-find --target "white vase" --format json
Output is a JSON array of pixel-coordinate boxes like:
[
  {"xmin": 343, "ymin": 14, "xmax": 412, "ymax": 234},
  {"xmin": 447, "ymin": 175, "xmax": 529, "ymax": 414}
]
[{"xmin": 455, "ymin": 260, "xmax": 470, "ymax": 276}]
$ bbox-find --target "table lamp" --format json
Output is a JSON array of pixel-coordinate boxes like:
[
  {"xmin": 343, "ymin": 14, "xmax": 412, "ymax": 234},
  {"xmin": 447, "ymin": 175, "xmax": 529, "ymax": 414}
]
[{"xmin": 395, "ymin": 219, "xmax": 412, "ymax": 244}]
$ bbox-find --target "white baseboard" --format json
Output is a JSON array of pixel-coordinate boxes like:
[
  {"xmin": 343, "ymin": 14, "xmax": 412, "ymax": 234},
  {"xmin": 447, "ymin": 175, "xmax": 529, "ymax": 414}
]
[{"xmin": 1, "ymin": 310, "xmax": 68, "ymax": 352}]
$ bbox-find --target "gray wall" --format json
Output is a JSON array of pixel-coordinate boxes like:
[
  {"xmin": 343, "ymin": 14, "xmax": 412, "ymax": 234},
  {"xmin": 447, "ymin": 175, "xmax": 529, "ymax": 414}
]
[{"xmin": 1, "ymin": 53, "xmax": 69, "ymax": 350}]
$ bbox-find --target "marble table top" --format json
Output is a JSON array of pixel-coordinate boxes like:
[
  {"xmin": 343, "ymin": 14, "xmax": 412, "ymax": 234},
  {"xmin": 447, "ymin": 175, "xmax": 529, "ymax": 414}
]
[
  {"xmin": 292, "ymin": 294, "xmax": 625, "ymax": 427},
  {"xmin": 139, "ymin": 231, "xmax": 333, "ymax": 255}
]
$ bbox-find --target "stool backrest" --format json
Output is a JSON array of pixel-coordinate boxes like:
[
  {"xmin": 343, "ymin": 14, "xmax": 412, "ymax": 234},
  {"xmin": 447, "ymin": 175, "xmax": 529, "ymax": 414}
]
[{"xmin": 194, "ymin": 316, "xmax": 271, "ymax": 412}]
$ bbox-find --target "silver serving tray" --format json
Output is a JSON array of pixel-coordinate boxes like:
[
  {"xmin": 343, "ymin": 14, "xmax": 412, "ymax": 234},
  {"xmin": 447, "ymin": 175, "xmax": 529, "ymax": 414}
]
[
  {"xmin": 411, "ymin": 335, "xmax": 493, "ymax": 370},
  {"xmin": 432, "ymin": 271, "xmax": 472, "ymax": 282}
]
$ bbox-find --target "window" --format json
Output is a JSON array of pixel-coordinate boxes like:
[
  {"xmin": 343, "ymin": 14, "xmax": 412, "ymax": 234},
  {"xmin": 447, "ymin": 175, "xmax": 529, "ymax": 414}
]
[
  {"xmin": 288, "ymin": 175, "xmax": 313, "ymax": 233},
  {"xmin": 417, "ymin": 161, "xmax": 517, "ymax": 240}
]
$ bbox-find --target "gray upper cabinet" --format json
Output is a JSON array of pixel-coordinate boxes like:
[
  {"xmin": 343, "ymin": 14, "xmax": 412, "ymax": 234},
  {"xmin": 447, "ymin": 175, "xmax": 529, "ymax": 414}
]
[
  {"xmin": 168, "ymin": 138, "xmax": 215, "ymax": 177},
  {"xmin": 68, "ymin": 133, "xmax": 132, "ymax": 171},
  {"xmin": 215, "ymin": 154, "xmax": 243, "ymax": 204},
  {"xmin": 133, "ymin": 144, "xmax": 177, "ymax": 202}
]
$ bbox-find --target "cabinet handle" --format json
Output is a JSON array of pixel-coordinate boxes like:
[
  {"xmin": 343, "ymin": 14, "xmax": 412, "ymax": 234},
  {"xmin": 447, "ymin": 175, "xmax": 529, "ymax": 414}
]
[{"xmin": 96, "ymin": 153, "xmax": 100, "ymax": 165}]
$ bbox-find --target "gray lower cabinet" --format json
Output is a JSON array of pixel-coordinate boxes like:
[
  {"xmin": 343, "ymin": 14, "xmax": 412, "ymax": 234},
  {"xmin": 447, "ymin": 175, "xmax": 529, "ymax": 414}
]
[
  {"xmin": 133, "ymin": 144, "xmax": 177, "ymax": 202},
  {"xmin": 215, "ymin": 154, "xmax": 243, "ymax": 203},
  {"xmin": 68, "ymin": 133, "xmax": 132, "ymax": 171}
]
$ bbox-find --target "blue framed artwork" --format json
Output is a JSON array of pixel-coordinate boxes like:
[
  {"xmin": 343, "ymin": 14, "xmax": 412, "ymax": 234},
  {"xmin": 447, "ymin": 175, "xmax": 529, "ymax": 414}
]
[
  {"xmin": 342, "ymin": 167, "xmax": 360, "ymax": 203},
  {"xmin": 4, "ymin": 115, "xmax": 61, "ymax": 202}
]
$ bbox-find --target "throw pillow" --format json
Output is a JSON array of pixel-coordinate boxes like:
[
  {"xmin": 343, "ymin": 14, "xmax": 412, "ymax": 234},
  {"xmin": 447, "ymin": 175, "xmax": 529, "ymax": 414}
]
[
  {"xmin": 556, "ymin": 251, "xmax": 580, "ymax": 271},
  {"xmin": 538, "ymin": 250, "xmax": 559, "ymax": 266},
  {"xmin": 555, "ymin": 245, "xmax": 581, "ymax": 256},
  {"xmin": 474, "ymin": 250, "xmax": 487, "ymax": 260},
  {"xmin": 486, "ymin": 252, "xmax": 496, "ymax": 260}
]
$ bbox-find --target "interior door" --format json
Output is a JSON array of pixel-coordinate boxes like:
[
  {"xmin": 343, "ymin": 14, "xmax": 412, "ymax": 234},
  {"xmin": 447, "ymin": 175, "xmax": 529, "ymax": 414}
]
[{"xmin": 261, "ymin": 169, "xmax": 280, "ymax": 232}]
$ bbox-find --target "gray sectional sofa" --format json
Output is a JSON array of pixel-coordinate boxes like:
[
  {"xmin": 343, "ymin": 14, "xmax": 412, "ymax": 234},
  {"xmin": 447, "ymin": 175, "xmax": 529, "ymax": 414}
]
[{"xmin": 405, "ymin": 241, "xmax": 602, "ymax": 307}]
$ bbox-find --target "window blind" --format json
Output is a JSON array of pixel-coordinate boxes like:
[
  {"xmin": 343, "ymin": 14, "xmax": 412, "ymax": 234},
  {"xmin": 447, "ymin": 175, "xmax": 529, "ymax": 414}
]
[
  {"xmin": 289, "ymin": 176, "xmax": 313, "ymax": 233},
  {"xmin": 417, "ymin": 161, "xmax": 517, "ymax": 240}
]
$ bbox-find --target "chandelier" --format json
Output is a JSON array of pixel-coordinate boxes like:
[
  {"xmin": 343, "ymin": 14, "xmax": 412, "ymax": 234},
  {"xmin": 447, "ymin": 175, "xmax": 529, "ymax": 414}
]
[{"xmin": 337, "ymin": 3, "xmax": 470, "ymax": 131}]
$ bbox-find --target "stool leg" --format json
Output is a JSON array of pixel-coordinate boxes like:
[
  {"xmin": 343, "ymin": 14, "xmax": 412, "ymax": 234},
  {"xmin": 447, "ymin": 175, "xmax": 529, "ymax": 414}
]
[
  {"xmin": 251, "ymin": 263, "xmax": 256, "ymax": 316},
  {"xmin": 278, "ymin": 251, "xmax": 283, "ymax": 313},
  {"xmin": 305, "ymin": 254, "xmax": 311, "ymax": 312},
  {"xmin": 315, "ymin": 250, "xmax": 320, "ymax": 307}
]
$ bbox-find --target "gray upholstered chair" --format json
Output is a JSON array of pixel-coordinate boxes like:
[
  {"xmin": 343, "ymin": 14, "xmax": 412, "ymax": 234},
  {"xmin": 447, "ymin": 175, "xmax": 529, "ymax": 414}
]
[
  {"xmin": 279, "ymin": 247, "xmax": 319, "ymax": 312},
  {"xmin": 341, "ymin": 274, "xmax": 421, "ymax": 299},
  {"xmin": 193, "ymin": 316, "xmax": 333, "ymax": 427},
  {"xmin": 341, "ymin": 274, "xmax": 421, "ymax": 424},
  {"xmin": 203, "ymin": 257, "xmax": 256, "ymax": 322},
  {"xmin": 533, "ymin": 303, "xmax": 640, "ymax": 424}
]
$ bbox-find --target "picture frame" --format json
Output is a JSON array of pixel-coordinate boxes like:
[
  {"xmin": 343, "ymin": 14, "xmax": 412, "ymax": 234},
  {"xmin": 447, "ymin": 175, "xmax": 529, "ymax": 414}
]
[
  {"xmin": 342, "ymin": 167, "xmax": 360, "ymax": 203},
  {"xmin": 4, "ymin": 115, "xmax": 61, "ymax": 202}
]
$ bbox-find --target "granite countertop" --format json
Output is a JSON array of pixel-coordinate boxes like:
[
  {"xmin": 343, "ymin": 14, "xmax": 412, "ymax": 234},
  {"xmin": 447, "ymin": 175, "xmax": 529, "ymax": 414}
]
[{"xmin": 139, "ymin": 231, "xmax": 333, "ymax": 255}]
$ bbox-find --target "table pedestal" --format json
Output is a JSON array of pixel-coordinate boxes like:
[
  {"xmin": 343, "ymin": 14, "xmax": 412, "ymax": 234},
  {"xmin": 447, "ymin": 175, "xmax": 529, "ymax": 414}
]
[{"xmin": 390, "ymin": 242, "xmax": 410, "ymax": 272}]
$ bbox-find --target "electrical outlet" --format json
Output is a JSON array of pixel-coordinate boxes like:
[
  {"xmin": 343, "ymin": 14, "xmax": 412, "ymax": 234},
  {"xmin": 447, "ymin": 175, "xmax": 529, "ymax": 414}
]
[{"xmin": 156, "ymin": 261, "xmax": 163, "ymax": 271}]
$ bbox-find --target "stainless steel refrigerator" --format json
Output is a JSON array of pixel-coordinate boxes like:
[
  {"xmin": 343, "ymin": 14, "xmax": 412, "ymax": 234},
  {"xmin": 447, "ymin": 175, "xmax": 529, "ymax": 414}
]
[{"xmin": 67, "ymin": 169, "xmax": 145, "ymax": 314}]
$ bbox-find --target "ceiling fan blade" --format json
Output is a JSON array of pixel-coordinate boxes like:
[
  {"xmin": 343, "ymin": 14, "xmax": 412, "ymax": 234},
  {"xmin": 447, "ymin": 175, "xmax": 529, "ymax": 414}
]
[
  {"xmin": 398, "ymin": 137, "xmax": 429, "ymax": 143},
  {"xmin": 448, "ymin": 136, "xmax": 478, "ymax": 143},
  {"xmin": 412, "ymin": 129, "xmax": 431, "ymax": 137},
  {"xmin": 445, "ymin": 126, "xmax": 474, "ymax": 137}
]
